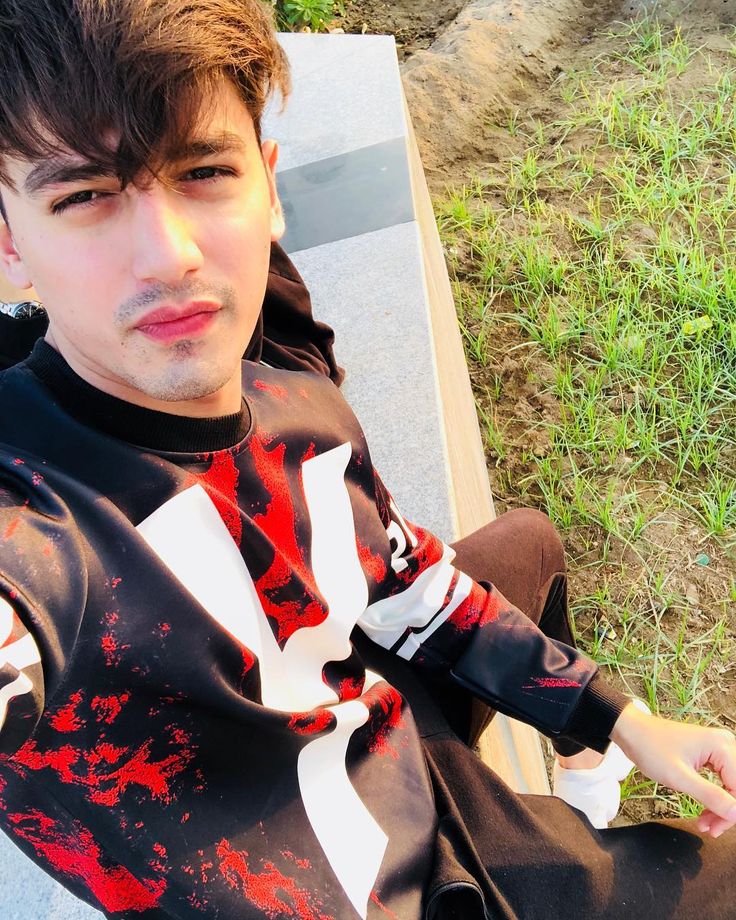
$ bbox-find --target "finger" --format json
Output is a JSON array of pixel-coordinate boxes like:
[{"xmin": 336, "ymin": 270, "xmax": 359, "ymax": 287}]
[
  {"xmin": 704, "ymin": 734, "xmax": 736, "ymax": 833},
  {"xmin": 704, "ymin": 814, "xmax": 735, "ymax": 839},
  {"xmin": 706, "ymin": 729, "xmax": 736, "ymax": 790},
  {"xmin": 697, "ymin": 810, "xmax": 715, "ymax": 834},
  {"xmin": 696, "ymin": 807, "xmax": 730, "ymax": 838},
  {"xmin": 676, "ymin": 768, "xmax": 736, "ymax": 822}
]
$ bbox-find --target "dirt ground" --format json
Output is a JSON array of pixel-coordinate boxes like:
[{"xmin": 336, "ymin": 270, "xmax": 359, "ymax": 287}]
[
  {"xmin": 337, "ymin": 0, "xmax": 466, "ymax": 59},
  {"xmin": 341, "ymin": 0, "xmax": 736, "ymax": 186}
]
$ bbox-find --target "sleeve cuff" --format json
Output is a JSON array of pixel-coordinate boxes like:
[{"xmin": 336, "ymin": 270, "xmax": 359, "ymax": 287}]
[{"xmin": 563, "ymin": 672, "xmax": 630, "ymax": 753}]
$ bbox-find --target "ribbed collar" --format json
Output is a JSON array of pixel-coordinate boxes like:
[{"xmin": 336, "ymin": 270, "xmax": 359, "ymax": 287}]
[{"xmin": 25, "ymin": 339, "xmax": 252, "ymax": 453}]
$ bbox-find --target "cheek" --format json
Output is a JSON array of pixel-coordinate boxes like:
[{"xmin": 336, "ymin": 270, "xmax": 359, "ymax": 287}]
[
  {"xmin": 24, "ymin": 239, "xmax": 125, "ymax": 336},
  {"xmin": 20, "ymin": 227, "xmax": 119, "ymax": 296},
  {"xmin": 209, "ymin": 211, "xmax": 272, "ymax": 283}
]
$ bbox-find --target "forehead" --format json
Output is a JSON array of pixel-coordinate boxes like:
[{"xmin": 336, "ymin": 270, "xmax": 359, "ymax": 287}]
[{"xmin": 2, "ymin": 80, "xmax": 258, "ymax": 197}]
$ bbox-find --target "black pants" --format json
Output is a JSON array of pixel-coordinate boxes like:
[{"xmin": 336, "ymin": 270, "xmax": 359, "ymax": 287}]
[{"xmin": 355, "ymin": 509, "xmax": 736, "ymax": 919}]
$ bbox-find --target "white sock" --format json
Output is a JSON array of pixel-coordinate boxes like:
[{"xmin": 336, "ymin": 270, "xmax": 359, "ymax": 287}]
[{"xmin": 552, "ymin": 699, "xmax": 650, "ymax": 829}]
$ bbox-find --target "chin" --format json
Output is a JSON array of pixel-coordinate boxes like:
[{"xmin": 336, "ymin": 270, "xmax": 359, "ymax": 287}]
[{"xmin": 128, "ymin": 355, "xmax": 240, "ymax": 405}]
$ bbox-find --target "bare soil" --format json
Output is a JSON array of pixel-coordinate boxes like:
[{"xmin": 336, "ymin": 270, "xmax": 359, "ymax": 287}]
[
  {"xmin": 342, "ymin": 0, "xmax": 736, "ymax": 188},
  {"xmin": 337, "ymin": 0, "xmax": 466, "ymax": 60},
  {"xmin": 342, "ymin": 0, "xmax": 640, "ymax": 186}
]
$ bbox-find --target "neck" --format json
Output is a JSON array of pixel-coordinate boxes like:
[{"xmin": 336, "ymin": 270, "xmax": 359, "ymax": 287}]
[
  {"xmin": 44, "ymin": 328, "xmax": 243, "ymax": 418},
  {"xmin": 25, "ymin": 339, "xmax": 251, "ymax": 453}
]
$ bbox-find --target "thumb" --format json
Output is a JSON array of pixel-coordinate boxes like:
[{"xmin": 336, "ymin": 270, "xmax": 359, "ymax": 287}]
[{"xmin": 678, "ymin": 767, "xmax": 736, "ymax": 822}]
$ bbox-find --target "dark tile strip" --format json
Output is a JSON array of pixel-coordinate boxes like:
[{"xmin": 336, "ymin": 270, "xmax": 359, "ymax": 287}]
[{"xmin": 277, "ymin": 136, "xmax": 414, "ymax": 253}]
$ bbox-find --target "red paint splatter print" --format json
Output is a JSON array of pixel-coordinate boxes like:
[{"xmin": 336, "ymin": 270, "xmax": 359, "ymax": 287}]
[
  {"xmin": 362, "ymin": 684, "xmax": 404, "ymax": 760},
  {"xmin": 2, "ymin": 500, "xmax": 28, "ymax": 542},
  {"xmin": 389, "ymin": 522, "xmax": 445, "ymax": 591},
  {"xmin": 195, "ymin": 452, "xmax": 242, "ymax": 546},
  {"xmin": 100, "ymin": 631, "xmax": 129, "ymax": 668},
  {"xmin": 337, "ymin": 675, "xmax": 364, "ymax": 702},
  {"xmin": 216, "ymin": 838, "xmax": 333, "ymax": 920},
  {"xmin": 149, "ymin": 842, "xmax": 169, "ymax": 875},
  {"xmin": 447, "ymin": 581, "xmax": 500, "ymax": 632},
  {"xmin": 90, "ymin": 692, "xmax": 130, "ymax": 725},
  {"xmin": 356, "ymin": 537, "xmax": 387, "ymax": 583},
  {"xmin": 370, "ymin": 890, "xmax": 400, "ymax": 918},
  {"xmin": 13, "ymin": 726, "xmax": 196, "ymax": 806},
  {"xmin": 281, "ymin": 850, "xmax": 311, "ymax": 870},
  {"xmin": 253, "ymin": 379, "xmax": 289, "ymax": 402},
  {"xmin": 300, "ymin": 442, "xmax": 316, "ymax": 465},
  {"xmin": 9, "ymin": 809, "xmax": 166, "ymax": 913},
  {"xmin": 241, "ymin": 646, "xmax": 256, "ymax": 676},
  {"xmin": 524, "ymin": 677, "xmax": 582, "ymax": 689},
  {"xmin": 287, "ymin": 709, "xmax": 336, "ymax": 737},
  {"xmin": 249, "ymin": 433, "xmax": 327, "ymax": 646},
  {"xmin": 48, "ymin": 691, "xmax": 86, "ymax": 733}
]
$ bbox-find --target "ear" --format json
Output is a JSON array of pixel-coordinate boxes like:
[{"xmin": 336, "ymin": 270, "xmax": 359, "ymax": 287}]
[
  {"xmin": 0, "ymin": 219, "xmax": 33, "ymax": 291},
  {"xmin": 261, "ymin": 139, "xmax": 285, "ymax": 243}
]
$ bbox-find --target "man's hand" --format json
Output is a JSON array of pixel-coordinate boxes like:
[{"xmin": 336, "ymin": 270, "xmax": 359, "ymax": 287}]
[{"xmin": 610, "ymin": 702, "xmax": 736, "ymax": 838}]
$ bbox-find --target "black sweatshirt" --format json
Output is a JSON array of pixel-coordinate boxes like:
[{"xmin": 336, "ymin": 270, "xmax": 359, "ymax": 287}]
[{"xmin": 0, "ymin": 341, "xmax": 627, "ymax": 919}]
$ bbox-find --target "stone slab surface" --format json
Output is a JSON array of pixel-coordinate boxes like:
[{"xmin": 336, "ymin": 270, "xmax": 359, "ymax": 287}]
[
  {"xmin": 290, "ymin": 221, "xmax": 454, "ymax": 539},
  {"xmin": 264, "ymin": 34, "xmax": 407, "ymax": 171},
  {"xmin": 278, "ymin": 137, "xmax": 414, "ymax": 254}
]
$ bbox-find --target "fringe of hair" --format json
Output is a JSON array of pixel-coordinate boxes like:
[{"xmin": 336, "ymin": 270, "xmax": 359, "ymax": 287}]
[{"xmin": 0, "ymin": 0, "xmax": 291, "ymax": 186}]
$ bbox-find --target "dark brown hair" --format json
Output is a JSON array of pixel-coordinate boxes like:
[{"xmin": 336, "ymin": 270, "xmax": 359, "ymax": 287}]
[{"xmin": 0, "ymin": 0, "xmax": 291, "ymax": 189}]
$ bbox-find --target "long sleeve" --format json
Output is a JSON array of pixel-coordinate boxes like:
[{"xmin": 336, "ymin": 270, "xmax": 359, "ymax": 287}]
[{"xmin": 359, "ymin": 474, "xmax": 628, "ymax": 752}]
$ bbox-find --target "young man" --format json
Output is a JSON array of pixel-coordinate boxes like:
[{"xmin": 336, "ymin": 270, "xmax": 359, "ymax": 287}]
[{"xmin": 0, "ymin": 2, "xmax": 734, "ymax": 918}]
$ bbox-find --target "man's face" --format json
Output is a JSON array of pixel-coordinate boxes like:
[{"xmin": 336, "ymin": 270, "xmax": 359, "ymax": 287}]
[{"xmin": 0, "ymin": 81, "xmax": 285, "ymax": 414}]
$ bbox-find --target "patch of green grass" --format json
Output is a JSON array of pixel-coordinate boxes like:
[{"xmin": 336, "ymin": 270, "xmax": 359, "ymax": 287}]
[
  {"xmin": 437, "ymin": 14, "xmax": 736, "ymax": 819},
  {"xmin": 272, "ymin": 0, "xmax": 343, "ymax": 32}
]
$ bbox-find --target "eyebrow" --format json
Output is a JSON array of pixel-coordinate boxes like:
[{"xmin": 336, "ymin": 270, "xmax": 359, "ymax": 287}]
[
  {"xmin": 24, "ymin": 160, "xmax": 117, "ymax": 197},
  {"xmin": 23, "ymin": 132, "xmax": 250, "ymax": 197},
  {"xmin": 176, "ymin": 133, "xmax": 250, "ymax": 161}
]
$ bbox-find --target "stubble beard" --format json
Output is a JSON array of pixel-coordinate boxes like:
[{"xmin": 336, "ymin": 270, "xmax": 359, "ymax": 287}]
[
  {"xmin": 121, "ymin": 344, "xmax": 236, "ymax": 403},
  {"xmin": 114, "ymin": 280, "xmax": 243, "ymax": 405}
]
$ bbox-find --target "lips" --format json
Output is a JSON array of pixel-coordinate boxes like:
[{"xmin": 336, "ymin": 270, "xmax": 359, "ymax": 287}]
[{"xmin": 134, "ymin": 301, "xmax": 220, "ymax": 343}]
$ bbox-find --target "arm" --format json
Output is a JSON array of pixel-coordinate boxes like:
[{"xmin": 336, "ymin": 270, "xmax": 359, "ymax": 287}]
[
  {"xmin": 359, "ymin": 474, "xmax": 628, "ymax": 752},
  {"xmin": 361, "ymin": 475, "xmax": 736, "ymax": 835}
]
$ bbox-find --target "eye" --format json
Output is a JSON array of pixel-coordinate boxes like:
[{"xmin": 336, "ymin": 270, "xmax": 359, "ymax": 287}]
[
  {"xmin": 51, "ymin": 189, "xmax": 108, "ymax": 215},
  {"xmin": 182, "ymin": 166, "xmax": 236, "ymax": 183}
]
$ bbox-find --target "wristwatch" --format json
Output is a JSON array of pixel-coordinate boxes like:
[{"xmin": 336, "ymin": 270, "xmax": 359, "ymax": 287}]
[{"xmin": 0, "ymin": 300, "xmax": 46, "ymax": 319}]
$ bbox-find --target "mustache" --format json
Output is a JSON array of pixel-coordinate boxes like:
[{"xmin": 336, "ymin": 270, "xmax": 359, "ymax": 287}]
[{"xmin": 115, "ymin": 280, "xmax": 237, "ymax": 325}]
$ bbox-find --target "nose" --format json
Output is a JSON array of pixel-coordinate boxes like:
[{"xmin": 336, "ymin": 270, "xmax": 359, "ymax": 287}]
[{"xmin": 129, "ymin": 186, "xmax": 204, "ymax": 286}]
